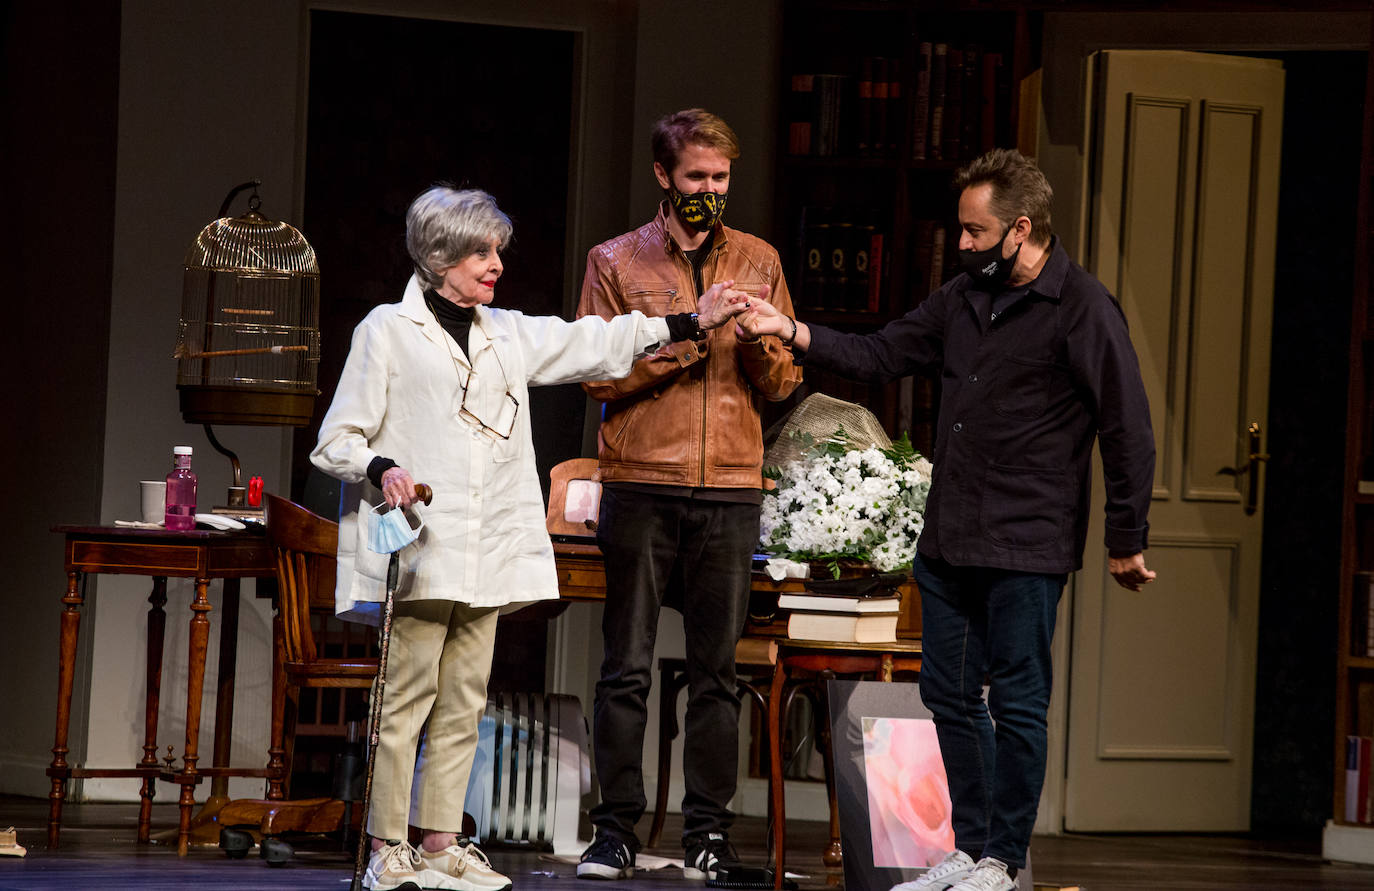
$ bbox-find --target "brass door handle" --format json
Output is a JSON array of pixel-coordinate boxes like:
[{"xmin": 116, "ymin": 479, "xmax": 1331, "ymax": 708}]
[{"xmin": 1217, "ymin": 421, "xmax": 1269, "ymax": 515}]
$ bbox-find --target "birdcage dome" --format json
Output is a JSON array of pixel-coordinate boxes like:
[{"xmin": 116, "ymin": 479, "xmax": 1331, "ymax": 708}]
[
  {"xmin": 184, "ymin": 211, "xmax": 319, "ymax": 274},
  {"xmin": 176, "ymin": 198, "xmax": 321, "ymax": 426}
]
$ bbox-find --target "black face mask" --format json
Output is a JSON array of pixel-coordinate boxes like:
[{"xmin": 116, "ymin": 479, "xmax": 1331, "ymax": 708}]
[
  {"xmin": 667, "ymin": 186, "xmax": 727, "ymax": 233},
  {"xmin": 958, "ymin": 224, "xmax": 1021, "ymax": 287}
]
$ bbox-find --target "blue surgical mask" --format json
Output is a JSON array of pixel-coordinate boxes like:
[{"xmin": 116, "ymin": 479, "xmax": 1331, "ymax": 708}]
[{"xmin": 368, "ymin": 503, "xmax": 424, "ymax": 554}]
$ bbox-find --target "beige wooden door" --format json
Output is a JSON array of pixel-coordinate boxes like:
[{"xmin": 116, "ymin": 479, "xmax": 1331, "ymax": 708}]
[{"xmin": 1065, "ymin": 50, "xmax": 1284, "ymax": 831}]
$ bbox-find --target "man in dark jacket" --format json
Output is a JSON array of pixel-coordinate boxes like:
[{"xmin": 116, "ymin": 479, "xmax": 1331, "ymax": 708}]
[
  {"xmin": 574, "ymin": 108, "xmax": 802, "ymax": 882},
  {"xmin": 738, "ymin": 148, "xmax": 1155, "ymax": 891}
]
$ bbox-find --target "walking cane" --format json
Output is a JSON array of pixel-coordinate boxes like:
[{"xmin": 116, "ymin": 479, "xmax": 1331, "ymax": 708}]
[{"xmin": 351, "ymin": 482, "xmax": 433, "ymax": 891}]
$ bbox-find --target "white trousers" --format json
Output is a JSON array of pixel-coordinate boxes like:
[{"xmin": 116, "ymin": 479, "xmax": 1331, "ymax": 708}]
[{"xmin": 366, "ymin": 598, "xmax": 499, "ymax": 840}]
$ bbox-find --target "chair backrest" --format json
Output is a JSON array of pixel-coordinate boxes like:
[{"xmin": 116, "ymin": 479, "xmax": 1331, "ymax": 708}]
[
  {"xmin": 264, "ymin": 493, "xmax": 339, "ymax": 665},
  {"xmin": 545, "ymin": 457, "xmax": 601, "ymax": 538}
]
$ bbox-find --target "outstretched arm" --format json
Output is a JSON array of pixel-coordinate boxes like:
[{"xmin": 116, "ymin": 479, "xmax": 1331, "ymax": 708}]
[{"xmin": 738, "ymin": 295, "xmax": 811, "ymax": 352}]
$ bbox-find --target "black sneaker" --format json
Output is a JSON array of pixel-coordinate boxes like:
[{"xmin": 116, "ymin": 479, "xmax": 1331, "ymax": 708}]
[
  {"xmin": 683, "ymin": 832, "xmax": 739, "ymax": 881},
  {"xmin": 576, "ymin": 834, "xmax": 635, "ymax": 880}
]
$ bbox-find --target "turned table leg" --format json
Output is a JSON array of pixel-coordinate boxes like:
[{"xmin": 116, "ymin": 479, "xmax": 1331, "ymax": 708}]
[
  {"xmin": 177, "ymin": 575, "xmax": 213, "ymax": 856},
  {"xmin": 815, "ymin": 671, "xmax": 843, "ymax": 868},
  {"xmin": 768, "ymin": 659, "xmax": 788, "ymax": 889},
  {"xmin": 47, "ymin": 570, "xmax": 83, "ymax": 849},
  {"xmin": 138, "ymin": 577, "xmax": 168, "ymax": 843}
]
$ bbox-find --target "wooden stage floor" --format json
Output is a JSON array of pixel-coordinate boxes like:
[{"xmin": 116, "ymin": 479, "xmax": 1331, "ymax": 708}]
[{"xmin": 2, "ymin": 795, "xmax": 1373, "ymax": 890}]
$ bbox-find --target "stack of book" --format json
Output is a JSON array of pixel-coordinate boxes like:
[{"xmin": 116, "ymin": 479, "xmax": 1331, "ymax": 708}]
[
  {"xmin": 911, "ymin": 41, "xmax": 1010, "ymax": 164},
  {"xmin": 779, "ymin": 585, "xmax": 901, "ymax": 644}
]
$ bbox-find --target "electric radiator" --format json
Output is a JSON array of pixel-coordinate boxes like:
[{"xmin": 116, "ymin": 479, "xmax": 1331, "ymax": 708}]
[{"xmin": 463, "ymin": 691, "xmax": 590, "ymax": 855}]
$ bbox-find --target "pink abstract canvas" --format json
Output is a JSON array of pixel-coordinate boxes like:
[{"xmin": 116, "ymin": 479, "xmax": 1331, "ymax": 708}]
[{"xmin": 862, "ymin": 716, "xmax": 954, "ymax": 868}]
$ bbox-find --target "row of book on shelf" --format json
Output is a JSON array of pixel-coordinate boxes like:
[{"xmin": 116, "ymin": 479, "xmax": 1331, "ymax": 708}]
[
  {"xmin": 787, "ymin": 43, "xmax": 1013, "ymax": 162},
  {"xmin": 1344, "ymin": 681, "xmax": 1374, "ymax": 823},
  {"xmin": 1352, "ymin": 572, "xmax": 1374, "ymax": 658},
  {"xmin": 795, "ymin": 207, "xmax": 956, "ymax": 314}
]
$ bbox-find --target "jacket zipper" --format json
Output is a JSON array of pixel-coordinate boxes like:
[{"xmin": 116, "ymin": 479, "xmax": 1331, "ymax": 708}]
[
  {"xmin": 677, "ymin": 231, "xmax": 717, "ymax": 487},
  {"xmin": 696, "ymin": 260, "xmax": 708, "ymax": 486}
]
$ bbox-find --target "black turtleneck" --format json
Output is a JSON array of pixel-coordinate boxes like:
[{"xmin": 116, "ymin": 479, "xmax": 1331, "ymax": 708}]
[{"xmin": 424, "ymin": 289, "xmax": 475, "ymax": 359}]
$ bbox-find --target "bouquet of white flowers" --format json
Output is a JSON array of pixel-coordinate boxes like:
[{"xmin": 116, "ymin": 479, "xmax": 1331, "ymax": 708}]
[{"xmin": 759, "ymin": 429, "xmax": 933, "ymax": 578}]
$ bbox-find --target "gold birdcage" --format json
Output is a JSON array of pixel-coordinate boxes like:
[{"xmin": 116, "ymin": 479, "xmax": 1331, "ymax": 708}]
[{"xmin": 175, "ymin": 183, "xmax": 320, "ymax": 426}]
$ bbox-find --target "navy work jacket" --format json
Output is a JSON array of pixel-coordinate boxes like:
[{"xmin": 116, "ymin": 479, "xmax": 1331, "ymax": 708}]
[{"xmin": 802, "ymin": 238, "xmax": 1155, "ymax": 575}]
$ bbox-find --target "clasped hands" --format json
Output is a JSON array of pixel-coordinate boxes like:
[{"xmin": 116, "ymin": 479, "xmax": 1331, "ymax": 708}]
[{"xmin": 698, "ymin": 280, "xmax": 784, "ymax": 340}]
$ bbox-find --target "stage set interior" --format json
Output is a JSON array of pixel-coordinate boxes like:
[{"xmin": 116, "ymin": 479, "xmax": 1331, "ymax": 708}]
[{"xmin": 5, "ymin": 1, "xmax": 1374, "ymax": 889}]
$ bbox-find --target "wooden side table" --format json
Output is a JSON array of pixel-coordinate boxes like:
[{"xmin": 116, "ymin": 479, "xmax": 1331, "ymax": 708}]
[
  {"xmin": 768, "ymin": 637, "xmax": 923, "ymax": 888},
  {"xmin": 47, "ymin": 525, "xmax": 276, "ymax": 855}
]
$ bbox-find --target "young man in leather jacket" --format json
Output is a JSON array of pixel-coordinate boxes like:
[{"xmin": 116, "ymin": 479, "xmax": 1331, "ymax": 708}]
[{"xmin": 574, "ymin": 108, "xmax": 802, "ymax": 881}]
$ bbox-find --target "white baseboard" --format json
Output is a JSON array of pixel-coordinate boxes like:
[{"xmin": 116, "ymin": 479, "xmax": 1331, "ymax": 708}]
[{"xmin": 1323, "ymin": 819, "xmax": 1374, "ymax": 865}]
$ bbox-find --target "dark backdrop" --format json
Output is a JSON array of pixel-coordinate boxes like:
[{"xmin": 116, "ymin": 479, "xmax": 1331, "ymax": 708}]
[
  {"xmin": 1251, "ymin": 49, "xmax": 1364, "ymax": 834},
  {"xmin": 298, "ymin": 9, "xmax": 578, "ymax": 693}
]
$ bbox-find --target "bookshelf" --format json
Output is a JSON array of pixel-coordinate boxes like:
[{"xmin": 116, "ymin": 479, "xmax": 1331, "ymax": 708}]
[
  {"xmin": 1325, "ymin": 15, "xmax": 1374, "ymax": 865},
  {"xmin": 772, "ymin": 0, "xmax": 1034, "ymax": 453}
]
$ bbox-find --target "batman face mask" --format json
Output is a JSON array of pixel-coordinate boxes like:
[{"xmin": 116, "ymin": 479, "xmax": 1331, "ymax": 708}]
[
  {"xmin": 667, "ymin": 186, "xmax": 727, "ymax": 233},
  {"xmin": 367, "ymin": 502, "xmax": 424, "ymax": 554}
]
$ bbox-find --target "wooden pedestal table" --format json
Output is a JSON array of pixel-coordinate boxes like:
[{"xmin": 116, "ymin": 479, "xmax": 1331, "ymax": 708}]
[{"xmin": 46, "ymin": 525, "xmax": 277, "ymax": 856}]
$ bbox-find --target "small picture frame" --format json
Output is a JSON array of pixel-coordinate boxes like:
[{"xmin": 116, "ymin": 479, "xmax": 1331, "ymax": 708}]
[
  {"xmin": 827, "ymin": 679, "xmax": 1032, "ymax": 891},
  {"xmin": 563, "ymin": 478, "xmax": 601, "ymax": 528}
]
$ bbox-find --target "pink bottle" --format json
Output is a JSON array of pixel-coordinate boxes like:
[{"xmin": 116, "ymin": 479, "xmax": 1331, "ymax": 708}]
[{"xmin": 164, "ymin": 445, "xmax": 198, "ymax": 530}]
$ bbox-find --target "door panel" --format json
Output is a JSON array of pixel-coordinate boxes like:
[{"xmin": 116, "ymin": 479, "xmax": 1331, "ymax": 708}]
[{"xmin": 1067, "ymin": 50, "xmax": 1283, "ymax": 831}]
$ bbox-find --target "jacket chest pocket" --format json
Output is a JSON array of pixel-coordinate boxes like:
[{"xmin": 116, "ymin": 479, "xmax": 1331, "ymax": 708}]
[
  {"xmin": 991, "ymin": 355, "xmax": 1062, "ymax": 420},
  {"xmin": 623, "ymin": 282, "xmax": 680, "ymax": 315}
]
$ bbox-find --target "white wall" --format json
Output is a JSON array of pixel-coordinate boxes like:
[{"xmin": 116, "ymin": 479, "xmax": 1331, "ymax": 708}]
[{"xmin": 79, "ymin": 0, "xmax": 305, "ymax": 801}]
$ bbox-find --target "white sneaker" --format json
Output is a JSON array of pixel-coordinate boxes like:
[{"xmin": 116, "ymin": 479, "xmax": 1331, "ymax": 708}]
[
  {"xmin": 889, "ymin": 850, "xmax": 976, "ymax": 891},
  {"xmin": 416, "ymin": 839, "xmax": 512, "ymax": 891},
  {"xmin": 365, "ymin": 840, "xmax": 423, "ymax": 891},
  {"xmin": 948, "ymin": 857, "xmax": 1016, "ymax": 891}
]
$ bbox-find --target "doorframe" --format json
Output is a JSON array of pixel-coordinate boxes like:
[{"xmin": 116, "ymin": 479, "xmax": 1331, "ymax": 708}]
[{"xmin": 1029, "ymin": 9, "xmax": 1369, "ymax": 837}]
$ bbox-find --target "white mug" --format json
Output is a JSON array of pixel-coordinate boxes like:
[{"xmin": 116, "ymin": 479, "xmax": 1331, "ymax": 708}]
[{"xmin": 140, "ymin": 480, "xmax": 167, "ymax": 524}]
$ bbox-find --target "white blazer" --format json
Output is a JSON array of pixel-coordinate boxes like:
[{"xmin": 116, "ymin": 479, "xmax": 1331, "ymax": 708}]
[{"xmin": 312, "ymin": 275, "xmax": 670, "ymax": 624}]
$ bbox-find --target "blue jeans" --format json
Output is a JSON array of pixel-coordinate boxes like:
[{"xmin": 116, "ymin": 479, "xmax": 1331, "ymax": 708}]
[
  {"xmin": 590, "ymin": 486, "xmax": 758, "ymax": 846},
  {"xmin": 913, "ymin": 553, "xmax": 1065, "ymax": 869}
]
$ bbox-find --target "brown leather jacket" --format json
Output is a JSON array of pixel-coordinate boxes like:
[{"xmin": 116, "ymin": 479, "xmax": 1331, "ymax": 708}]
[{"xmin": 577, "ymin": 203, "xmax": 803, "ymax": 489}]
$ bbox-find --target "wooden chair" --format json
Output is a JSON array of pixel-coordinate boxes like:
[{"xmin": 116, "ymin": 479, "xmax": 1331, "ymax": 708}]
[{"xmin": 214, "ymin": 494, "xmax": 377, "ymax": 837}]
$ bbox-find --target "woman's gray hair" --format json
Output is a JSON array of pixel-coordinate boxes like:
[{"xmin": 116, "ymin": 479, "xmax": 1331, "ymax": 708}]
[{"xmin": 405, "ymin": 186, "xmax": 513, "ymax": 289}]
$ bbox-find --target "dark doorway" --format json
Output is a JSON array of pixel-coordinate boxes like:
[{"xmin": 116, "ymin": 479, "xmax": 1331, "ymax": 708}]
[
  {"xmin": 297, "ymin": 9, "xmax": 579, "ymax": 698},
  {"xmin": 1252, "ymin": 49, "xmax": 1364, "ymax": 835}
]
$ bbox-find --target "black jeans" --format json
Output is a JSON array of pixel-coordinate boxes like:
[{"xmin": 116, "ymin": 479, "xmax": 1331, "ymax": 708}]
[
  {"xmin": 590, "ymin": 486, "xmax": 758, "ymax": 847},
  {"xmin": 913, "ymin": 553, "xmax": 1065, "ymax": 869}
]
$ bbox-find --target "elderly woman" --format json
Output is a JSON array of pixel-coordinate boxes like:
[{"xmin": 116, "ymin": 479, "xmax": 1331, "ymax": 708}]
[{"xmin": 312, "ymin": 186, "xmax": 742, "ymax": 891}]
